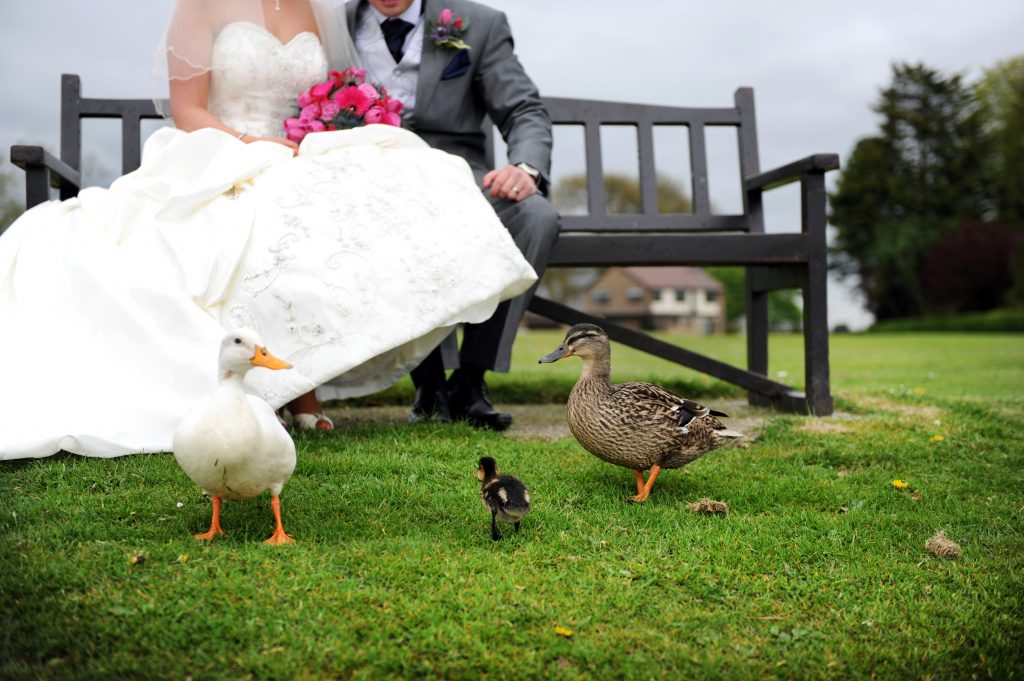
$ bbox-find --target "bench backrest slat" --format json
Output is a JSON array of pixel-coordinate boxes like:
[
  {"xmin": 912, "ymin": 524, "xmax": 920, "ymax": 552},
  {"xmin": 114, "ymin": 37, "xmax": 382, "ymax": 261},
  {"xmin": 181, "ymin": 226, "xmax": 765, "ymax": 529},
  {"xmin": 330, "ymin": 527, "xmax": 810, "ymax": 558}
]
[
  {"xmin": 60, "ymin": 75, "xmax": 162, "ymax": 186},
  {"xmin": 57, "ymin": 74, "xmax": 762, "ymax": 235},
  {"xmin": 538, "ymin": 92, "xmax": 759, "ymax": 234}
]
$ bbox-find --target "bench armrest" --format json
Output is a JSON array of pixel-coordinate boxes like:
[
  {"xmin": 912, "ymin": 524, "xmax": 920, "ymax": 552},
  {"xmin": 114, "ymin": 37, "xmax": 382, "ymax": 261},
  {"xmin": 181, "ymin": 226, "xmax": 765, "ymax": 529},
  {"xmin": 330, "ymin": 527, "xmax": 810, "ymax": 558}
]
[
  {"xmin": 744, "ymin": 154, "xmax": 839, "ymax": 192},
  {"xmin": 10, "ymin": 145, "xmax": 82, "ymax": 209}
]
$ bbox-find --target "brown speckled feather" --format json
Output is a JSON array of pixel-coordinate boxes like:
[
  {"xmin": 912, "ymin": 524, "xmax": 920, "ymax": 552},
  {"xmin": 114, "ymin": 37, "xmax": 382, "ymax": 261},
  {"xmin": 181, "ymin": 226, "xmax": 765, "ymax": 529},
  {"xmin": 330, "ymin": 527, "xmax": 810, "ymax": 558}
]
[
  {"xmin": 567, "ymin": 378, "xmax": 734, "ymax": 470},
  {"xmin": 544, "ymin": 323, "xmax": 741, "ymax": 475}
]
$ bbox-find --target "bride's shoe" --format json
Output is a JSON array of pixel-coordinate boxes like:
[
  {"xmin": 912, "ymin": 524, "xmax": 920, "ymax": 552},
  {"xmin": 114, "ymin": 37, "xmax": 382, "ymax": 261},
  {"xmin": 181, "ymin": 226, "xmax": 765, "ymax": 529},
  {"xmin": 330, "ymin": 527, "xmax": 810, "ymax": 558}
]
[{"xmin": 292, "ymin": 412, "xmax": 334, "ymax": 431}]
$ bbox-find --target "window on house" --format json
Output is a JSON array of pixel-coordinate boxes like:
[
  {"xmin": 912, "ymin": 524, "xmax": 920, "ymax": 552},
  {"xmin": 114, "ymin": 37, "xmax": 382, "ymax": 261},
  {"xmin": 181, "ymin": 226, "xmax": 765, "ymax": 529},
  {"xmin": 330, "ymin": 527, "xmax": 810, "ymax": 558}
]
[
  {"xmin": 705, "ymin": 290, "xmax": 719, "ymax": 302},
  {"xmin": 626, "ymin": 287, "xmax": 644, "ymax": 302},
  {"xmin": 592, "ymin": 289, "xmax": 611, "ymax": 305},
  {"xmin": 675, "ymin": 289, "xmax": 688, "ymax": 301}
]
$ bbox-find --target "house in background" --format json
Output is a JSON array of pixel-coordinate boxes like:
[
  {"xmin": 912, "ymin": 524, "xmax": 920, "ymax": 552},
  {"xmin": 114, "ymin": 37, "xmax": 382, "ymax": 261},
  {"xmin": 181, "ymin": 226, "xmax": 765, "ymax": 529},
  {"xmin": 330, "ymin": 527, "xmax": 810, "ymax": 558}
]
[{"xmin": 582, "ymin": 266, "xmax": 726, "ymax": 334}]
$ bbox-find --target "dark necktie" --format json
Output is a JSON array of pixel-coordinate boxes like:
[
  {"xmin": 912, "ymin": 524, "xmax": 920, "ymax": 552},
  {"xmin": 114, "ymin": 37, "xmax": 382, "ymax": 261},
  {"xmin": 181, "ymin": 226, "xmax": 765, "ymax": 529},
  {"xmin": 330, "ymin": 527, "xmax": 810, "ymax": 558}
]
[{"xmin": 381, "ymin": 18, "xmax": 415, "ymax": 64}]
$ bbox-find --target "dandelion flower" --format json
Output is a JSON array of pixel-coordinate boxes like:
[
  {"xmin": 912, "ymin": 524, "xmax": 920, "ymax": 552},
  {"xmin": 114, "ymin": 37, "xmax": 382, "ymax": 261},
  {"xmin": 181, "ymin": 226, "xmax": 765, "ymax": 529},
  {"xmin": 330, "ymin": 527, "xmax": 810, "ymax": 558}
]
[
  {"xmin": 913, "ymin": 387, "xmax": 926, "ymax": 395},
  {"xmin": 892, "ymin": 479, "xmax": 909, "ymax": 490},
  {"xmin": 178, "ymin": 554, "xmax": 190, "ymax": 564},
  {"xmin": 929, "ymin": 434, "xmax": 944, "ymax": 444},
  {"xmin": 554, "ymin": 626, "xmax": 573, "ymax": 637}
]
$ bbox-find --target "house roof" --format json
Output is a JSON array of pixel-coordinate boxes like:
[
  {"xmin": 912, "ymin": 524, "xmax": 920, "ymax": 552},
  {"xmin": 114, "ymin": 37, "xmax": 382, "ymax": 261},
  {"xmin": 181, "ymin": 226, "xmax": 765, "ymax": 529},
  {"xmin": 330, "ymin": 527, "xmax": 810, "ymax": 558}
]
[{"xmin": 622, "ymin": 267, "xmax": 724, "ymax": 292}]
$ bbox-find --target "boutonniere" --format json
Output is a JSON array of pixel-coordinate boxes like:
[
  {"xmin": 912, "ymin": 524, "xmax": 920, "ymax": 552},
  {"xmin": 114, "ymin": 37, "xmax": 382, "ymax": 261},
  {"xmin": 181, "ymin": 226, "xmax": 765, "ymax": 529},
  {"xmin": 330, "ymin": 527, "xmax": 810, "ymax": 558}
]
[{"xmin": 430, "ymin": 7, "xmax": 470, "ymax": 51}]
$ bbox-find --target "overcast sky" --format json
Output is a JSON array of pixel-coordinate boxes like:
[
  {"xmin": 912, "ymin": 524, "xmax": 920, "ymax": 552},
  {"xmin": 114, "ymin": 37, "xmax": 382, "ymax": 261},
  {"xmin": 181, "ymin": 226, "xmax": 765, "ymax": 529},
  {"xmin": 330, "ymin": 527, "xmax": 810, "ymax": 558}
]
[{"xmin": 3, "ymin": 1, "xmax": 1023, "ymax": 329}]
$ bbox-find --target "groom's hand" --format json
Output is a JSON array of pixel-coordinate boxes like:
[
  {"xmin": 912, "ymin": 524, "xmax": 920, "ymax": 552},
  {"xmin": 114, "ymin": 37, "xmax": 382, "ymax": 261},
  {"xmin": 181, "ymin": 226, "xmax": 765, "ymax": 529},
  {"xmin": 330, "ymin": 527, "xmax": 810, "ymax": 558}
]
[{"xmin": 483, "ymin": 164, "xmax": 536, "ymax": 202}]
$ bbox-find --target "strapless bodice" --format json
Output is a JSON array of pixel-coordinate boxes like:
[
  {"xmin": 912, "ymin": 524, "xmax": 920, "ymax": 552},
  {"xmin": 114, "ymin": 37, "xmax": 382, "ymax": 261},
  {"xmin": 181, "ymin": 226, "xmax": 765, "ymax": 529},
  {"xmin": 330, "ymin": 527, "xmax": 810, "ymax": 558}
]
[{"xmin": 207, "ymin": 22, "xmax": 327, "ymax": 138}]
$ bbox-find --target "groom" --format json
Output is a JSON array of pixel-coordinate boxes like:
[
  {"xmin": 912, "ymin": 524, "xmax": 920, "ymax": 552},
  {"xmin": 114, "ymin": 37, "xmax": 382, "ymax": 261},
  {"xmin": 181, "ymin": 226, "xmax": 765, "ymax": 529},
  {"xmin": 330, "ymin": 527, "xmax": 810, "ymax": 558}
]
[{"xmin": 345, "ymin": 0, "xmax": 560, "ymax": 430}]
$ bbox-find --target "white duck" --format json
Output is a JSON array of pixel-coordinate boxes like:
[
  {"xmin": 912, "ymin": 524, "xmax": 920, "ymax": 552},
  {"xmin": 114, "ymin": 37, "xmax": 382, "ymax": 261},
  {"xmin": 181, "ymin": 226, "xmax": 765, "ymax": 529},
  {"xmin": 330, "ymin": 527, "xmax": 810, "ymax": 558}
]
[{"xmin": 173, "ymin": 329, "xmax": 297, "ymax": 545}]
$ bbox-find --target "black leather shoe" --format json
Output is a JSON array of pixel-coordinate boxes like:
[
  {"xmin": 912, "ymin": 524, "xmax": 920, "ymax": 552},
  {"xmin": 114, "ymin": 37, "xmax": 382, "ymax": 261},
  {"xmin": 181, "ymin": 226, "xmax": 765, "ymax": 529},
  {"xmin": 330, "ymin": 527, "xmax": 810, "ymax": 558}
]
[
  {"xmin": 408, "ymin": 383, "xmax": 452, "ymax": 424},
  {"xmin": 447, "ymin": 375, "xmax": 512, "ymax": 431}
]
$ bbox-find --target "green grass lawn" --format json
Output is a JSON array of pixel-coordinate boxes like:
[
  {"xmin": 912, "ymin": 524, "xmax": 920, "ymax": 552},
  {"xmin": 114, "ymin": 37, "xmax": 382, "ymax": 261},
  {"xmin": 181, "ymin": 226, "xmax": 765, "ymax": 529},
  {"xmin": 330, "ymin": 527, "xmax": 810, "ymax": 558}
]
[{"xmin": 2, "ymin": 332, "xmax": 1022, "ymax": 679}]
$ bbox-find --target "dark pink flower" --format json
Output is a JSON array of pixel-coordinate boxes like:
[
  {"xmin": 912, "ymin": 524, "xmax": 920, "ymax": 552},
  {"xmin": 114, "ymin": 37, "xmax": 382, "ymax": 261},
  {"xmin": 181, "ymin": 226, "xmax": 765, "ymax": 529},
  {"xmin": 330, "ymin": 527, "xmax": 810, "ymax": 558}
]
[
  {"xmin": 298, "ymin": 91, "xmax": 315, "ymax": 107},
  {"xmin": 454, "ymin": 17, "xmax": 462, "ymax": 29},
  {"xmin": 321, "ymin": 101, "xmax": 341, "ymax": 120},
  {"xmin": 284, "ymin": 118, "xmax": 310, "ymax": 143},
  {"xmin": 438, "ymin": 8, "xmax": 453, "ymax": 24},
  {"xmin": 308, "ymin": 119, "xmax": 326, "ymax": 133},
  {"xmin": 358, "ymin": 83, "xmax": 380, "ymax": 101},
  {"xmin": 384, "ymin": 97, "xmax": 404, "ymax": 114},
  {"xmin": 311, "ymin": 81, "xmax": 333, "ymax": 99},
  {"xmin": 300, "ymin": 103, "xmax": 321, "ymax": 122},
  {"xmin": 335, "ymin": 86, "xmax": 371, "ymax": 116},
  {"xmin": 382, "ymin": 111, "xmax": 402, "ymax": 127},
  {"xmin": 364, "ymin": 106, "xmax": 384, "ymax": 125}
]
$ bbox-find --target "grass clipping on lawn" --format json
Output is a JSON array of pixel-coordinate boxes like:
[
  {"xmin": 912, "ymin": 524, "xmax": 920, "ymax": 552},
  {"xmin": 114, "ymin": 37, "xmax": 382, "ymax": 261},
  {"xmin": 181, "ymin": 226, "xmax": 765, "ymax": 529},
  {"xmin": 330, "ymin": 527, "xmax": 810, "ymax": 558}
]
[
  {"xmin": 926, "ymin": 531, "xmax": 962, "ymax": 559},
  {"xmin": 687, "ymin": 498, "xmax": 729, "ymax": 515}
]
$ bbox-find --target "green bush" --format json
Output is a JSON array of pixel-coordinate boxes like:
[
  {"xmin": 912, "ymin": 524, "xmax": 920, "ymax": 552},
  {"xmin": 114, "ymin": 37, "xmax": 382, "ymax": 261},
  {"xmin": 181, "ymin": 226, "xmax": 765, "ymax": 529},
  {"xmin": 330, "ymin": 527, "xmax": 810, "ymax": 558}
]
[{"xmin": 869, "ymin": 307, "xmax": 1024, "ymax": 332}]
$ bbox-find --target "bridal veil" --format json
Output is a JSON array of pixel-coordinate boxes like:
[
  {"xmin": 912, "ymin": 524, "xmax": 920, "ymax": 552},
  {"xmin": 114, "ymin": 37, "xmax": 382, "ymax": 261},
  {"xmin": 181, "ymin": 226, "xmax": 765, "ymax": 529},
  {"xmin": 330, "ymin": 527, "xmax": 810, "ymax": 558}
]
[{"xmin": 153, "ymin": 0, "xmax": 360, "ymax": 117}]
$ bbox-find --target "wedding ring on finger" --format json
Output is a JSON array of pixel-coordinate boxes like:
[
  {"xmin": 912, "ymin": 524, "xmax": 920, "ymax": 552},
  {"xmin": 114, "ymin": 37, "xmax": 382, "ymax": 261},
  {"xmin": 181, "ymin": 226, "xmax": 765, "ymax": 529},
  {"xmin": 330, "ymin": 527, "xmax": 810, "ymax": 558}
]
[{"xmin": 512, "ymin": 186, "xmax": 520, "ymax": 194}]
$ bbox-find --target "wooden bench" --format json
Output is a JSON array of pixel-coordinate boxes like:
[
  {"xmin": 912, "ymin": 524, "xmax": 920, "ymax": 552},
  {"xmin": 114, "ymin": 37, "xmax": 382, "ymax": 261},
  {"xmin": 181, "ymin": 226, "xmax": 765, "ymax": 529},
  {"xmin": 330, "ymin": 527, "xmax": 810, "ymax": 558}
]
[{"xmin": 11, "ymin": 74, "xmax": 838, "ymax": 415}]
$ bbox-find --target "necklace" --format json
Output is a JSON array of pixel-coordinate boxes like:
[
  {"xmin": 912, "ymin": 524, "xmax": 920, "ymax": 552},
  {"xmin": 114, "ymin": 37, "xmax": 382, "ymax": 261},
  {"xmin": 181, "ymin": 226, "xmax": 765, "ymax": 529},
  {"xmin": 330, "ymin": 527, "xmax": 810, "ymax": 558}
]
[{"xmin": 274, "ymin": 0, "xmax": 280, "ymax": 10}]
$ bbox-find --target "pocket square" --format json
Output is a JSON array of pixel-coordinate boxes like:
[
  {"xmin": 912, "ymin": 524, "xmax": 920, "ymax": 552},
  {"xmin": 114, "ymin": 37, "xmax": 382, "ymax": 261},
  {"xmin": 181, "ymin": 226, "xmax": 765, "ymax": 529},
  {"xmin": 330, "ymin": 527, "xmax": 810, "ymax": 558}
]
[{"xmin": 440, "ymin": 50, "xmax": 471, "ymax": 81}]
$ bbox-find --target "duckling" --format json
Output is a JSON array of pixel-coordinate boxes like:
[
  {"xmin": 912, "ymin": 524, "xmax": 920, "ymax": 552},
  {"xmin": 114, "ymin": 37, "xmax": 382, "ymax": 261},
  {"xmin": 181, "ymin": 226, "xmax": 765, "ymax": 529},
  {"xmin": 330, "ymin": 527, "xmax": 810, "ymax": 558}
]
[
  {"xmin": 173, "ymin": 329, "xmax": 297, "ymax": 545},
  {"xmin": 539, "ymin": 323, "xmax": 741, "ymax": 504},
  {"xmin": 477, "ymin": 456, "xmax": 531, "ymax": 541}
]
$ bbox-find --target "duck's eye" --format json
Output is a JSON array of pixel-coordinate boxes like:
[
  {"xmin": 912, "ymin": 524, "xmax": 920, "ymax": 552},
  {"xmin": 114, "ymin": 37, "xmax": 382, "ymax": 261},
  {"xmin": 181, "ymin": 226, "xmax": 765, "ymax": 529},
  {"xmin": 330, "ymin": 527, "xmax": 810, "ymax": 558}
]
[{"xmin": 234, "ymin": 338, "xmax": 242, "ymax": 345}]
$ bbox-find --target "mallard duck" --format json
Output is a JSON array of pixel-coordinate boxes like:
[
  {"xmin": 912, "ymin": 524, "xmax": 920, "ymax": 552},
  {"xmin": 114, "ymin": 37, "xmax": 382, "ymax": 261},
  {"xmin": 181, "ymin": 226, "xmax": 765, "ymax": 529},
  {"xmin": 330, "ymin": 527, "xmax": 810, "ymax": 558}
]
[
  {"xmin": 477, "ymin": 456, "xmax": 531, "ymax": 541},
  {"xmin": 539, "ymin": 323, "xmax": 741, "ymax": 503},
  {"xmin": 173, "ymin": 329, "xmax": 297, "ymax": 545}
]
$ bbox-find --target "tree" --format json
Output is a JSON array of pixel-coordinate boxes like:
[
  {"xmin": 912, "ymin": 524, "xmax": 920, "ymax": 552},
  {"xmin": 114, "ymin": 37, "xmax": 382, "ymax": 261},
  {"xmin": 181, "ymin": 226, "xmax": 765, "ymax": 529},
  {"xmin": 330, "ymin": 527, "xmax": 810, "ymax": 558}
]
[
  {"xmin": 0, "ymin": 157, "xmax": 25, "ymax": 234},
  {"xmin": 976, "ymin": 55, "xmax": 1024, "ymax": 224},
  {"xmin": 704, "ymin": 266, "xmax": 803, "ymax": 332},
  {"xmin": 829, "ymin": 62, "xmax": 992, "ymax": 319}
]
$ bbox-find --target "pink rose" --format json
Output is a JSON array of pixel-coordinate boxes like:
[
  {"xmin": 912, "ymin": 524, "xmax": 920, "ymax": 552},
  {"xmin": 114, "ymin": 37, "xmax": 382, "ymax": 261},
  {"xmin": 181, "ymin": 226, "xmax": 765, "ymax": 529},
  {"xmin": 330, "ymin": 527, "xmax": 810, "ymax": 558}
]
[
  {"xmin": 382, "ymin": 111, "xmax": 402, "ymax": 127},
  {"xmin": 298, "ymin": 91, "xmax": 315, "ymax": 107},
  {"xmin": 300, "ymin": 103, "xmax": 321, "ymax": 122},
  {"xmin": 310, "ymin": 81, "xmax": 333, "ymax": 99},
  {"xmin": 320, "ymin": 101, "xmax": 341, "ymax": 120},
  {"xmin": 309, "ymin": 119, "xmax": 326, "ymax": 133},
  {"xmin": 364, "ymin": 106, "xmax": 384, "ymax": 125},
  {"xmin": 438, "ymin": 8, "xmax": 453, "ymax": 24},
  {"xmin": 336, "ymin": 86, "xmax": 371, "ymax": 116},
  {"xmin": 284, "ymin": 118, "xmax": 310, "ymax": 143},
  {"xmin": 384, "ymin": 97, "xmax": 404, "ymax": 114},
  {"xmin": 358, "ymin": 83, "xmax": 380, "ymax": 101}
]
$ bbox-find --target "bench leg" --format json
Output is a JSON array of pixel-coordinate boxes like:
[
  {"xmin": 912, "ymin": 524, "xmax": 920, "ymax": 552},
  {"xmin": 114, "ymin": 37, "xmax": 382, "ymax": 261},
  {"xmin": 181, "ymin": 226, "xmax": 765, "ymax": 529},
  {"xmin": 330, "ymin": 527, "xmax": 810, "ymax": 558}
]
[
  {"xmin": 746, "ymin": 276, "xmax": 770, "ymax": 409},
  {"xmin": 802, "ymin": 260, "xmax": 834, "ymax": 416}
]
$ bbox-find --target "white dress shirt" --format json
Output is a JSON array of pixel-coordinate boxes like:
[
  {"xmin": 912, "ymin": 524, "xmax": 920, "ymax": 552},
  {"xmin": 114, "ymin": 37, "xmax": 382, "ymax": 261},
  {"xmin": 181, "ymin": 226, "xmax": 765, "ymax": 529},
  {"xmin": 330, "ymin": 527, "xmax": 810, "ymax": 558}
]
[{"xmin": 354, "ymin": 0, "xmax": 424, "ymax": 115}]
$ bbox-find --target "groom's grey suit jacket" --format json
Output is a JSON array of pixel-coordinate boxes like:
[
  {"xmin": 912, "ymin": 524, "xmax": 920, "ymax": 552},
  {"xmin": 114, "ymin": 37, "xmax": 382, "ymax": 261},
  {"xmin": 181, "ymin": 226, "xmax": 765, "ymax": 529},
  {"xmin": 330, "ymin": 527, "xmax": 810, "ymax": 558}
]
[{"xmin": 345, "ymin": 0, "xmax": 553, "ymax": 190}]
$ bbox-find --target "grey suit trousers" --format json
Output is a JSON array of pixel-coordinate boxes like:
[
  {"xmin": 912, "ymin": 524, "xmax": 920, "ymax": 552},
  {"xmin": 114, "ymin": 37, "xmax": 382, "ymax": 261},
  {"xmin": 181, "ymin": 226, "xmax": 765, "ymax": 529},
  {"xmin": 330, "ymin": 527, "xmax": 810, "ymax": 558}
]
[{"xmin": 440, "ymin": 176, "xmax": 560, "ymax": 373}]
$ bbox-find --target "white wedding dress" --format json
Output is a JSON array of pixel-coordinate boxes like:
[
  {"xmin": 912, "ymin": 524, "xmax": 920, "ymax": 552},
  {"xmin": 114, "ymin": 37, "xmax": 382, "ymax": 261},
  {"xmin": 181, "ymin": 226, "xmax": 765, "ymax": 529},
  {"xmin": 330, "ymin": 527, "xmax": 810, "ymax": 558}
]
[{"xmin": 0, "ymin": 23, "xmax": 536, "ymax": 460}]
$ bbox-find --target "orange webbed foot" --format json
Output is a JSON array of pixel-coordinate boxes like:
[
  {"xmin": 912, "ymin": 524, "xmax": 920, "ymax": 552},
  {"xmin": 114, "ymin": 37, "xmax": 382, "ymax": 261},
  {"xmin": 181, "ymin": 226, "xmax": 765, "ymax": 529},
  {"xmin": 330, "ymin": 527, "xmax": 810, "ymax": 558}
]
[
  {"xmin": 263, "ymin": 528, "xmax": 295, "ymax": 546},
  {"xmin": 194, "ymin": 496, "xmax": 225, "ymax": 540},
  {"xmin": 625, "ymin": 466, "xmax": 661, "ymax": 504},
  {"xmin": 193, "ymin": 526, "xmax": 225, "ymax": 541},
  {"xmin": 263, "ymin": 495, "xmax": 295, "ymax": 545}
]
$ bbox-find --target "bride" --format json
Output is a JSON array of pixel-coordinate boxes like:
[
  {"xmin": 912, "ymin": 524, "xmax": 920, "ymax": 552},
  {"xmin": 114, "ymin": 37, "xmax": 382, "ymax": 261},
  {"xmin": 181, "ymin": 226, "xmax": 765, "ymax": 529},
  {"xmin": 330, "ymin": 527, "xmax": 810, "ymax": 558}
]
[{"xmin": 0, "ymin": 0, "xmax": 536, "ymax": 459}]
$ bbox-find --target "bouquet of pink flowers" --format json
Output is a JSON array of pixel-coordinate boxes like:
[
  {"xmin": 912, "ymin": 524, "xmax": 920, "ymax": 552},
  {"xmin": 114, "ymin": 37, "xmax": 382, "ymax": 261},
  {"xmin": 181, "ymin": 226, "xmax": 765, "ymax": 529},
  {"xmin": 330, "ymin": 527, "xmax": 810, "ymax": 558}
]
[{"xmin": 283, "ymin": 67, "xmax": 405, "ymax": 144}]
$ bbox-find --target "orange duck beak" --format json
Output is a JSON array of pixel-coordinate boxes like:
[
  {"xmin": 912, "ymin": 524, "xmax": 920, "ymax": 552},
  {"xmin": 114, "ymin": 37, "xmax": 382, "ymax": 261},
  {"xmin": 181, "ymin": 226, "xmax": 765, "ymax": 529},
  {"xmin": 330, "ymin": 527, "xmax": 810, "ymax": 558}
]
[{"xmin": 250, "ymin": 345, "xmax": 292, "ymax": 370}]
